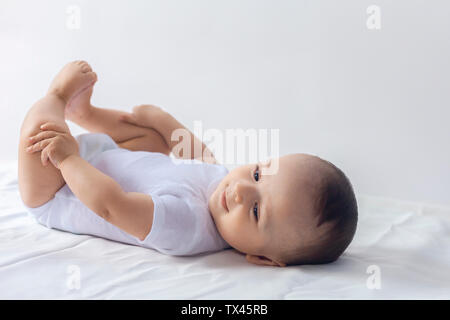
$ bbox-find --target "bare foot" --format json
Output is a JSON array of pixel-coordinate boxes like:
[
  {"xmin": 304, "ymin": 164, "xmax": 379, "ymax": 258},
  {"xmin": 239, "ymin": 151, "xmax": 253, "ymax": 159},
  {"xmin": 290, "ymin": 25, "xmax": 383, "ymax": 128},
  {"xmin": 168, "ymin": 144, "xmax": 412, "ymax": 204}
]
[
  {"xmin": 65, "ymin": 83, "xmax": 94, "ymax": 122},
  {"xmin": 47, "ymin": 60, "xmax": 97, "ymax": 105}
]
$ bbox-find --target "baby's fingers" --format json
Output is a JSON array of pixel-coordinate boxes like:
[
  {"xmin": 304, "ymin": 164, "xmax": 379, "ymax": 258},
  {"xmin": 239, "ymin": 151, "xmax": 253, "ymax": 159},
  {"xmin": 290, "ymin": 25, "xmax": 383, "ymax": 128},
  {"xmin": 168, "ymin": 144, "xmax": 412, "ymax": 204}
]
[
  {"xmin": 40, "ymin": 122, "xmax": 69, "ymax": 133},
  {"xmin": 28, "ymin": 130, "xmax": 58, "ymax": 146},
  {"xmin": 40, "ymin": 145, "xmax": 51, "ymax": 167},
  {"xmin": 26, "ymin": 138, "xmax": 52, "ymax": 153}
]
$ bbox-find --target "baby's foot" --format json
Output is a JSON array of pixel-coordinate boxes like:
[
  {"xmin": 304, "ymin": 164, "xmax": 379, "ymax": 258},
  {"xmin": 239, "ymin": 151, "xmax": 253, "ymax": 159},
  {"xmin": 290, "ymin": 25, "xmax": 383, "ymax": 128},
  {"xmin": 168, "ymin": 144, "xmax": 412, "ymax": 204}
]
[
  {"xmin": 64, "ymin": 82, "xmax": 94, "ymax": 122},
  {"xmin": 47, "ymin": 60, "xmax": 97, "ymax": 105}
]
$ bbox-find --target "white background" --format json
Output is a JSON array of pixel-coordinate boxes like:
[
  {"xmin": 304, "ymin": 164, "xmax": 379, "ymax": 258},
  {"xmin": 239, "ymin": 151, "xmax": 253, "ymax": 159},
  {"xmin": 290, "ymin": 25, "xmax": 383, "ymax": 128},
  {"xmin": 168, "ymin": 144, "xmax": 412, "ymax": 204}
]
[{"xmin": 1, "ymin": 0, "xmax": 449, "ymax": 205}]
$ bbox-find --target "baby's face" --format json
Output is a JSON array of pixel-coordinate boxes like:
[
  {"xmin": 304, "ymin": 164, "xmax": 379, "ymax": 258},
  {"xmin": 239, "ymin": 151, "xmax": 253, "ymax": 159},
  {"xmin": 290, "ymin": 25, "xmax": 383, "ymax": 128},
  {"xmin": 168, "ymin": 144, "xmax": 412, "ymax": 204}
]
[{"xmin": 208, "ymin": 154, "xmax": 324, "ymax": 266}]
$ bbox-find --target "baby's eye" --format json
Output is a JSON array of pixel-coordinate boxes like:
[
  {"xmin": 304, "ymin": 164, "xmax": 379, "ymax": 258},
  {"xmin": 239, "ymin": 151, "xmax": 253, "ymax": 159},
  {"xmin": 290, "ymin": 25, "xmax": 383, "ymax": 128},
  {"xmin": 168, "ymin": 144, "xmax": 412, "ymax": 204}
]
[
  {"xmin": 253, "ymin": 165, "xmax": 260, "ymax": 182},
  {"xmin": 253, "ymin": 202, "xmax": 259, "ymax": 221}
]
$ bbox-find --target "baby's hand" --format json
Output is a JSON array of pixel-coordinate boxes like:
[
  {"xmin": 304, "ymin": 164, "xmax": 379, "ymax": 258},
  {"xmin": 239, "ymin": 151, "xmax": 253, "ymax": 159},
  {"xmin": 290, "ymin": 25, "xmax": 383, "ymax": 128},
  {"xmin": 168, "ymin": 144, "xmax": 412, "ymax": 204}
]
[
  {"xmin": 119, "ymin": 104, "xmax": 165, "ymax": 128},
  {"xmin": 26, "ymin": 122, "xmax": 79, "ymax": 169}
]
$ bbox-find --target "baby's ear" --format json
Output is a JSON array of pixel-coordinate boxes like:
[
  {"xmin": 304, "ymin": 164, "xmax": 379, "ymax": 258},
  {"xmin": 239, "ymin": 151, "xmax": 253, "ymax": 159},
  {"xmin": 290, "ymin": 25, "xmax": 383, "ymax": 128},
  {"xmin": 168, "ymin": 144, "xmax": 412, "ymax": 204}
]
[{"xmin": 246, "ymin": 254, "xmax": 286, "ymax": 267}]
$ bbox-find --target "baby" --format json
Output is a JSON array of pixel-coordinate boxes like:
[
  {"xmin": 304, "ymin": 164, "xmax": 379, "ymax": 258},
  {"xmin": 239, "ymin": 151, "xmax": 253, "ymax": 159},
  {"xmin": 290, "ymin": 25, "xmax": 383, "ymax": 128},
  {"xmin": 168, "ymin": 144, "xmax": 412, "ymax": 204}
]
[{"xmin": 18, "ymin": 61, "xmax": 358, "ymax": 267}]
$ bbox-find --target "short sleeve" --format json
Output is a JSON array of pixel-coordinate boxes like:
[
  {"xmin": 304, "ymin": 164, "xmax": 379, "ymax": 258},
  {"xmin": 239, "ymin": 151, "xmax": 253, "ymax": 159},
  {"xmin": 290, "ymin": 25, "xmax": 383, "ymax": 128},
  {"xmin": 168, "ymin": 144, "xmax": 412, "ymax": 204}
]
[{"xmin": 135, "ymin": 193, "xmax": 199, "ymax": 255}]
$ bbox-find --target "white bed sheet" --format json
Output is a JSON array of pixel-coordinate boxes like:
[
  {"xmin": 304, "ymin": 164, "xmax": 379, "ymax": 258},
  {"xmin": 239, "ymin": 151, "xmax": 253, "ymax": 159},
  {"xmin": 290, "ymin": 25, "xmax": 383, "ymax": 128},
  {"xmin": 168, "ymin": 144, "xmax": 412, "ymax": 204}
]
[{"xmin": 1, "ymin": 161, "xmax": 449, "ymax": 299}]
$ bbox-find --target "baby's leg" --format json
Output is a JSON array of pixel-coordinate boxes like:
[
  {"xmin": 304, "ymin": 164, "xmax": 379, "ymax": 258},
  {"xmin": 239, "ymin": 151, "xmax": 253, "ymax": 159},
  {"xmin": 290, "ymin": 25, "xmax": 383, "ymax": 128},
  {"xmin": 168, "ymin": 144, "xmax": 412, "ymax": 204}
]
[
  {"xmin": 18, "ymin": 95, "xmax": 68, "ymax": 208},
  {"xmin": 18, "ymin": 61, "xmax": 97, "ymax": 208},
  {"xmin": 66, "ymin": 85, "xmax": 170, "ymax": 155}
]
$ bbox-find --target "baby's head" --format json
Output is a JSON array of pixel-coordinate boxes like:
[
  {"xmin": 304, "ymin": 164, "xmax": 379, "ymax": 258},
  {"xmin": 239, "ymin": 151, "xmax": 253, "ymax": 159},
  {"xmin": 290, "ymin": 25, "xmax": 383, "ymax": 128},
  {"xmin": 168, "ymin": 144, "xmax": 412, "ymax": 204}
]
[{"xmin": 208, "ymin": 153, "xmax": 358, "ymax": 267}]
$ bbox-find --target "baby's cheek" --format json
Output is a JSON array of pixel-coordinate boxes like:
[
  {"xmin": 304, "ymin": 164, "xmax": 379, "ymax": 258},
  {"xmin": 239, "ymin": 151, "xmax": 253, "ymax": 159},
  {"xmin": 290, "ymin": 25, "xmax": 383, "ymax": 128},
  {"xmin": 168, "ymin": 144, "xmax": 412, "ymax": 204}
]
[{"xmin": 222, "ymin": 218, "xmax": 238, "ymax": 237}]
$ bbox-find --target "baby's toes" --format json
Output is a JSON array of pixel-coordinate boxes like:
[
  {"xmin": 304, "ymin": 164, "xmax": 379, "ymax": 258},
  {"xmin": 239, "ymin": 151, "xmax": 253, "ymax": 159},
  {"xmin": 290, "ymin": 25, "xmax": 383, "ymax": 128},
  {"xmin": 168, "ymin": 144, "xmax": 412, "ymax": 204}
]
[
  {"xmin": 80, "ymin": 61, "xmax": 92, "ymax": 73},
  {"xmin": 86, "ymin": 71, "xmax": 97, "ymax": 83},
  {"xmin": 68, "ymin": 60, "xmax": 81, "ymax": 68}
]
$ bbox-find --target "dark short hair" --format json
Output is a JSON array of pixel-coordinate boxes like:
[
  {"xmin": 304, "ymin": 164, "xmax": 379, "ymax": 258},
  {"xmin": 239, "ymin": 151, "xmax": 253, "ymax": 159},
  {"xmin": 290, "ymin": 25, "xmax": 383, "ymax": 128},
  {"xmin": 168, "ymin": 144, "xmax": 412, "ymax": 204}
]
[{"xmin": 278, "ymin": 158, "xmax": 358, "ymax": 266}]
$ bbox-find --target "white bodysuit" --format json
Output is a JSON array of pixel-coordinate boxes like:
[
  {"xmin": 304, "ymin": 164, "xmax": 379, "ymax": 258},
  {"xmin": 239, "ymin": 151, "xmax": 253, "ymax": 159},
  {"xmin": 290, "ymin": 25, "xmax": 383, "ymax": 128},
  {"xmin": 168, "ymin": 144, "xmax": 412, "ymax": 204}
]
[{"xmin": 23, "ymin": 133, "xmax": 231, "ymax": 256}]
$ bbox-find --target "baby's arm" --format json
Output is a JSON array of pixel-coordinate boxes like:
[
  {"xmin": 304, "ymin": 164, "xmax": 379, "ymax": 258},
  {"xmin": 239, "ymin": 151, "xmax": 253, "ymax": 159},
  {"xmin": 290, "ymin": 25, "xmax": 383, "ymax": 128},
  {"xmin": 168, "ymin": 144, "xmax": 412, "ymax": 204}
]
[
  {"xmin": 27, "ymin": 122, "xmax": 154, "ymax": 240},
  {"xmin": 120, "ymin": 105, "xmax": 217, "ymax": 164},
  {"xmin": 59, "ymin": 155, "xmax": 154, "ymax": 240}
]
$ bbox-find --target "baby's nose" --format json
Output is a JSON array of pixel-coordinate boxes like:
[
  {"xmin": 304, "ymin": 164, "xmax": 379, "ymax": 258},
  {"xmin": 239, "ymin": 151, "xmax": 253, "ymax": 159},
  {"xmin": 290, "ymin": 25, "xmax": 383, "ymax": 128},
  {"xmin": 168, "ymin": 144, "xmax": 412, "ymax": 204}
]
[
  {"xmin": 234, "ymin": 190, "xmax": 243, "ymax": 204},
  {"xmin": 233, "ymin": 182, "xmax": 250, "ymax": 204}
]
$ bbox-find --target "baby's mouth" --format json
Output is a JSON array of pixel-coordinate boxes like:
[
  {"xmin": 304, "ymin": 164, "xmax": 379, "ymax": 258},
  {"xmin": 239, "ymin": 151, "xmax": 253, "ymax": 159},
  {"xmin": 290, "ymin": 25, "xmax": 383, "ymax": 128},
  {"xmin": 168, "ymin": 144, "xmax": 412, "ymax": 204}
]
[{"xmin": 221, "ymin": 189, "xmax": 229, "ymax": 212}]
